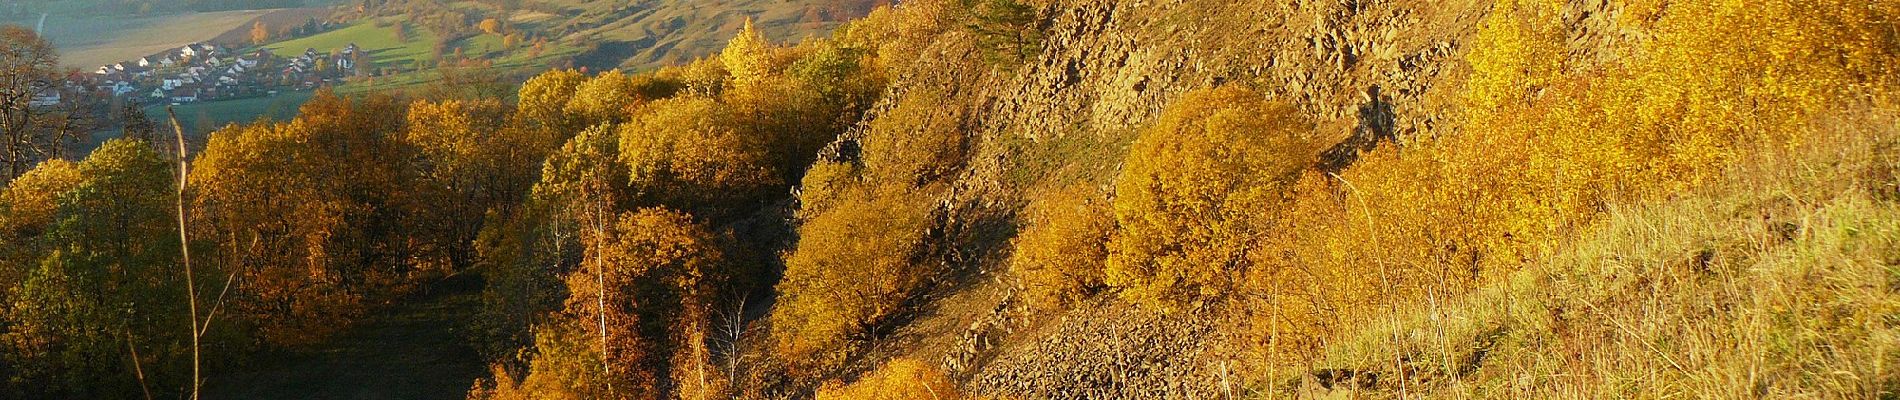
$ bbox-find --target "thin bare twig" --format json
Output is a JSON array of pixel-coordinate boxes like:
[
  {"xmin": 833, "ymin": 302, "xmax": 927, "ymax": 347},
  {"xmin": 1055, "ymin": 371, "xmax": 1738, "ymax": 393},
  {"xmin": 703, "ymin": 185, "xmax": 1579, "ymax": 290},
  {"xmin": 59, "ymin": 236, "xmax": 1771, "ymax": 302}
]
[
  {"xmin": 166, "ymin": 107, "xmax": 201, "ymax": 400},
  {"xmin": 123, "ymin": 331, "xmax": 153, "ymax": 400}
]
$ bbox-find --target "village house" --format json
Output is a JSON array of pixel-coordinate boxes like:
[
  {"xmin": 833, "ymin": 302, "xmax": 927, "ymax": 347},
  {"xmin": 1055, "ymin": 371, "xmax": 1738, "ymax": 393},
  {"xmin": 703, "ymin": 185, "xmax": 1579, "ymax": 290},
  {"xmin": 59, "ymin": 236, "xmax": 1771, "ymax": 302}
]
[{"xmin": 89, "ymin": 41, "xmax": 362, "ymax": 106}]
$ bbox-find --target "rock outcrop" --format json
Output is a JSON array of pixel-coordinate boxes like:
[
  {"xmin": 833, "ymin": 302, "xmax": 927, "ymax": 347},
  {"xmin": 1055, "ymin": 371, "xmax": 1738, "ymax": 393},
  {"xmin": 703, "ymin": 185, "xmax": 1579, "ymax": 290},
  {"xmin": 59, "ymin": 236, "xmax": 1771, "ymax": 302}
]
[{"xmin": 824, "ymin": 0, "xmax": 1645, "ymax": 397}]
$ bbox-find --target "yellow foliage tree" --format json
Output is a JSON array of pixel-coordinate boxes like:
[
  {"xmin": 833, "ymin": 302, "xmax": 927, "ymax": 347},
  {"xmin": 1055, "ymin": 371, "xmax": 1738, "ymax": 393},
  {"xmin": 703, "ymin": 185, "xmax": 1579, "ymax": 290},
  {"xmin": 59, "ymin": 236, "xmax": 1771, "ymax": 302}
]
[
  {"xmin": 617, "ymin": 96, "xmax": 777, "ymax": 213},
  {"xmin": 473, "ymin": 207, "xmax": 723, "ymax": 400},
  {"xmin": 813, "ymin": 358, "xmax": 967, "ymax": 400},
  {"xmin": 189, "ymin": 93, "xmax": 432, "ymax": 346},
  {"xmin": 479, "ymin": 18, "xmax": 503, "ymax": 35},
  {"xmin": 771, "ymin": 185, "xmax": 936, "ymax": 368},
  {"xmin": 0, "ymin": 159, "xmax": 80, "ymax": 309},
  {"xmin": 720, "ymin": 19, "xmax": 775, "ymax": 88},
  {"xmin": 565, "ymin": 71, "xmax": 680, "ymax": 126},
  {"xmin": 517, "ymin": 69, "xmax": 589, "ymax": 133},
  {"xmin": 1107, "ymin": 86, "xmax": 1320, "ymax": 309},
  {"xmin": 0, "ymin": 159, "xmax": 78, "ymax": 240},
  {"xmin": 1008, "ymin": 182, "xmax": 1112, "ymax": 308}
]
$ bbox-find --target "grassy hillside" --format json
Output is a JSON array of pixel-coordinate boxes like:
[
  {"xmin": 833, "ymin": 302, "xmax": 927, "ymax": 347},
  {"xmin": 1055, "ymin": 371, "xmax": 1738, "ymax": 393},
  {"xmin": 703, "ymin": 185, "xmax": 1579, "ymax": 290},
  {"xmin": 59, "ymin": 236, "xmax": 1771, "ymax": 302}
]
[
  {"xmin": 356, "ymin": 0, "xmax": 877, "ymax": 70},
  {"xmin": 265, "ymin": 19, "xmax": 438, "ymax": 68},
  {"xmin": 1308, "ymin": 123, "xmax": 1900, "ymax": 397},
  {"xmin": 8, "ymin": 9, "xmax": 273, "ymax": 68}
]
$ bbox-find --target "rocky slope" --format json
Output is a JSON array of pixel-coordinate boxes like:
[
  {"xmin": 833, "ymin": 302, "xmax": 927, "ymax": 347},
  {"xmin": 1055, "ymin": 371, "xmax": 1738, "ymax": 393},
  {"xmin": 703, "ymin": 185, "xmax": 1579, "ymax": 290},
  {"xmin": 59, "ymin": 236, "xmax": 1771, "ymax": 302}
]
[{"xmin": 827, "ymin": 0, "xmax": 1646, "ymax": 397}]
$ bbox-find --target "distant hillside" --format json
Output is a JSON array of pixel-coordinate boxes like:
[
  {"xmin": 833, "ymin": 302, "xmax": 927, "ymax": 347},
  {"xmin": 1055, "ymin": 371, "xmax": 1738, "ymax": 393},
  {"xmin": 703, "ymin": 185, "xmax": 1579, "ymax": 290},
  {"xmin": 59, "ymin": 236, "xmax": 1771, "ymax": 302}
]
[
  {"xmin": 357, "ymin": 0, "xmax": 879, "ymax": 71},
  {"xmin": 9, "ymin": 9, "xmax": 273, "ymax": 68}
]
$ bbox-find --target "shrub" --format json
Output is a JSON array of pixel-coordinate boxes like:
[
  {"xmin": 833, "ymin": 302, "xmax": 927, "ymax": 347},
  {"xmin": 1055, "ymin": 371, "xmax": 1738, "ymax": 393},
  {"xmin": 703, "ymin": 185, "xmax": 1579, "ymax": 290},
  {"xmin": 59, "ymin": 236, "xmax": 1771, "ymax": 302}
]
[
  {"xmin": 1106, "ymin": 85, "xmax": 1320, "ymax": 309},
  {"xmin": 771, "ymin": 186, "xmax": 937, "ymax": 368},
  {"xmin": 813, "ymin": 358, "xmax": 966, "ymax": 400},
  {"xmin": 1008, "ymin": 182, "xmax": 1112, "ymax": 308}
]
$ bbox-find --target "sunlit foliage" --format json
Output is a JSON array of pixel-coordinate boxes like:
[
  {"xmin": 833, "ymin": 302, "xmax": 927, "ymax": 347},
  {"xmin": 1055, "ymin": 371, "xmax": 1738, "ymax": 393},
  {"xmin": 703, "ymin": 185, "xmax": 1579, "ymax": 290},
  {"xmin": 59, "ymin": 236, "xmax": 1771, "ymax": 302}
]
[
  {"xmin": 1237, "ymin": 0, "xmax": 1900, "ymax": 369},
  {"xmin": 565, "ymin": 71, "xmax": 681, "ymax": 127},
  {"xmin": 813, "ymin": 358, "xmax": 967, "ymax": 400},
  {"xmin": 720, "ymin": 19, "xmax": 777, "ymax": 88},
  {"xmin": 190, "ymin": 92, "xmax": 440, "ymax": 346},
  {"xmin": 1107, "ymin": 86, "xmax": 1319, "ymax": 309},
  {"xmin": 0, "ymin": 159, "xmax": 79, "ymax": 290},
  {"xmin": 771, "ymin": 186, "xmax": 936, "ymax": 368},
  {"xmin": 1008, "ymin": 182, "xmax": 1111, "ymax": 308},
  {"xmin": 0, "ymin": 140, "xmax": 187, "ymax": 398},
  {"xmin": 516, "ymin": 69, "xmax": 589, "ymax": 134},
  {"xmin": 618, "ymin": 96, "xmax": 776, "ymax": 213}
]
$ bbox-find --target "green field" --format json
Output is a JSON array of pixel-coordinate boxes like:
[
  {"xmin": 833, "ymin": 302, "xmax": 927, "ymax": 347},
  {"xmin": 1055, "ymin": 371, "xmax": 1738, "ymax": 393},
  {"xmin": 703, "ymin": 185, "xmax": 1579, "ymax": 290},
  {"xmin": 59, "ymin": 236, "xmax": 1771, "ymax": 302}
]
[
  {"xmin": 265, "ymin": 19, "xmax": 440, "ymax": 69},
  {"xmin": 146, "ymin": 91, "xmax": 316, "ymax": 134}
]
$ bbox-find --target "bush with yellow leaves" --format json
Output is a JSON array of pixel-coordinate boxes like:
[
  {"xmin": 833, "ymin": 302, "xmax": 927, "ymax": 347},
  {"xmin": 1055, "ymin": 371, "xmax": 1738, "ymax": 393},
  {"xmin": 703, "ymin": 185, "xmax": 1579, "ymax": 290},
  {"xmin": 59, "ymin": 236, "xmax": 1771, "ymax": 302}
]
[
  {"xmin": 1237, "ymin": 0, "xmax": 1900, "ymax": 371},
  {"xmin": 770, "ymin": 185, "xmax": 938, "ymax": 369},
  {"xmin": 1106, "ymin": 85, "xmax": 1320, "ymax": 309},
  {"xmin": 1008, "ymin": 182, "xmax": 1112, "ymax": 308},
  {"xmin": 814, "ymin": 358, "xmax": 967, "ymax": 400}
]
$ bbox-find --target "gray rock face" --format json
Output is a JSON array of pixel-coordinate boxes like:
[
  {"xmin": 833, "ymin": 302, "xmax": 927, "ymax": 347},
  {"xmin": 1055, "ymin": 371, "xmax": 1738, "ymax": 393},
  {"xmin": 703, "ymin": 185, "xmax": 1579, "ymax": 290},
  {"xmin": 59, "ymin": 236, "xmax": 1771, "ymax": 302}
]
[
  {"xmin": 810, "ymin": 0, "xmax": 1641, "ymax": 397},
  {"xmin": 972, "ymin": 301, "xmax": 1229, "ymax": 400}
]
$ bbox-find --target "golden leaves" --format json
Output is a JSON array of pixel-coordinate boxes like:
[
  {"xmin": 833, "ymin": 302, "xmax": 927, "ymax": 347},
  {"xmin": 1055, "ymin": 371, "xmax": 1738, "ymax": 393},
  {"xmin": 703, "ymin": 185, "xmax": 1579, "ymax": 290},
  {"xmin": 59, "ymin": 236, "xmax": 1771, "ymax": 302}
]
[
  {"xmin": 1009, "ymin": 183, "xmax": 1112, "ymax": 309},
  {"xmin": 1107, "ymin": 86, "xmax": 1319, "ymax": 309}
]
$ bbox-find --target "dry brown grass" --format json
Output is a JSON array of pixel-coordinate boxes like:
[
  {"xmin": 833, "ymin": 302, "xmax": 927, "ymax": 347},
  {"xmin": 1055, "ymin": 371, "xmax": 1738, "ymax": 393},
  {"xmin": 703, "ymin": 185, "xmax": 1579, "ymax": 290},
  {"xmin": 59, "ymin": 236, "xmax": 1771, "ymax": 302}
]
[{"xmin": 1269, "ymin": 106, "xmax": 1900, "ymax": 399}]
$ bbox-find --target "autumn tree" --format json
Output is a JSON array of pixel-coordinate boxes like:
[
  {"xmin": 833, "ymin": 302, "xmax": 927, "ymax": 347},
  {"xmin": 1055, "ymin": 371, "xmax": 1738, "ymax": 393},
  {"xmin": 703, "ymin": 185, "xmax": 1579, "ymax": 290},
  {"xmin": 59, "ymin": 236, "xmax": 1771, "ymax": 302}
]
[
  {"xmin": 564, "ymin": 70, "xmax": 681, "ymax": 127},
  {"xmin": 467, "ymin": 125, "xmax": 629, "ymax": 372},
  {"xmin": 0, "ymin": 26, "xmax": 76, "ymax": 182},
  {"xmin": 0, "ymin": 139, "xmax": 192, "ymax": 398},
  {"xmin": 479, "ymin": 18, "xmax": 503, "ymax": 35},
  {"xmin": 188, "ymin": 92, "xmax": 439, "ymax": 347},
  {"xmin": 471, "ymin": 208, "xmax": 725, "ymax": 400},
  {"xmin": 0, "ymin": 159, "xmax": 77, "ymax": 278},
  {"xmin": 251, "ymin": 21, "xmax": 271, "ymax": 45},
  {"xmin": 516, "ymin": 69, "xmax": 588, "ymax": 134},
  {"xmin": 618, "ymin": 96, "xmax": 777, "ymax": 215},
  {"xmin": 813, "ymin": 358, "xmax": 967, "ymax": 400},
  {"xmin": 1107, "ymin": 86, "xmax": 1320, "ymax": 309},
  {"xmin": 1009, "ymin": 182, "xmax": 1112, "ymax": 308},
  {"xmin": 721, "ymin": 19, "xmax": 778, "ymax": 88},
  {"xmin": 405, "ymin": 98, "xmax": 556, "ymax": 269},
  {"xmin": 771, "ymin": 185, "xmax": 936, "ymax": 368}
]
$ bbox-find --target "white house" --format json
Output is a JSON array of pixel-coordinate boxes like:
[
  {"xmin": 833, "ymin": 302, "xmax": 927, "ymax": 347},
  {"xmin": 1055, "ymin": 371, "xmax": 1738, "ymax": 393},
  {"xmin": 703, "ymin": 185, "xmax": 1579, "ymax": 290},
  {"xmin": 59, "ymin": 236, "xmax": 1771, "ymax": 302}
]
[{"xmin": 111, "ymin": 81, "xmax": 136, "ymax": 96}]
